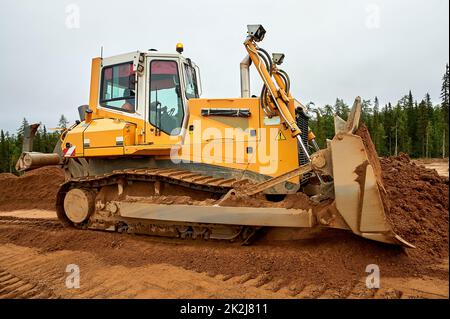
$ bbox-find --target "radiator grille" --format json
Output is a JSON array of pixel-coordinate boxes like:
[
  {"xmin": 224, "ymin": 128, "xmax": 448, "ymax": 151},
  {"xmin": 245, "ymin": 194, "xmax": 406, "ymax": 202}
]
[{"xmin": 295, "ymin": 108, "xmax": 309, "ymax": 166}]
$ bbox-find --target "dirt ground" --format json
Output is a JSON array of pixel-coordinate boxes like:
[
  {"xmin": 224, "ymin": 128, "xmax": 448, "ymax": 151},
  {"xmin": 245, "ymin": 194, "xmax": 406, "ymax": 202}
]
[
  {"xmin": 0, "ymin": 157, "xmax": 448, "ymax": 299},
  {"xmin": 412, "ymin": 158, "xmax": 449, "ymax": 177},
  {"xmin": 0, "ymin": 211, "xmax": 447, "ymax": 299},
  {"xmin": 0, "ymin": 167, "xmax": 64, "ymax": 211}
]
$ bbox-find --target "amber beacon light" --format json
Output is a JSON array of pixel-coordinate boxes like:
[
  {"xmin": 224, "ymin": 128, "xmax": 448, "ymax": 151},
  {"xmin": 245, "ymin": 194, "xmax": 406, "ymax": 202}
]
[{"xmin": 176, "ymin": 43, "xmax": 184, "ymax": 53}]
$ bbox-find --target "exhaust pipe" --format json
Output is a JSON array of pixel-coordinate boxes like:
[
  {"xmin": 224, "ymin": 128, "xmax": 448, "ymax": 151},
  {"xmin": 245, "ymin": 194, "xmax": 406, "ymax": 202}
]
[
  {"xmin": 22, "ymin": 123, "xmax": 40, "ymax": 153},
  {"xmin": 240, "ymin": 55, "xmax": 251, "ymax": 98}
]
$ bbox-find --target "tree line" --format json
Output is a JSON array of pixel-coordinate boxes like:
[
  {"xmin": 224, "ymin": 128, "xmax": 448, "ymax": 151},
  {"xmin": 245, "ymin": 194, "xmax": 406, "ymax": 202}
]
[
  {"xmin": 0, "ymin": 115, "xmax": 69, "ymax": 174},
  {"xmin": 309, "ymin": 64, "xmax": 449, "ymax": 158},
  {"xmin": 0, "ymin": 65, "xmax": 448, "ymax": 174}
]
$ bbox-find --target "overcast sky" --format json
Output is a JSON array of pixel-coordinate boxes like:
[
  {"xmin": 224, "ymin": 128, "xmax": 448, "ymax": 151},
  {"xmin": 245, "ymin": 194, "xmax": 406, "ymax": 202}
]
[{"xmin": 0, "ymin": 0, "xmax": 448, "ymax": 133}]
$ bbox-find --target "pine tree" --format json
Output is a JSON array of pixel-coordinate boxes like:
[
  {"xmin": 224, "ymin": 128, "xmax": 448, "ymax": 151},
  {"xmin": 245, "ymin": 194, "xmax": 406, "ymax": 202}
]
[
  {"xmin": 42, "ymin": 126, "xmax": 51, "ymax": 153},
  {"xmin": 431, "ymin": 106, "xmax": 444, "ymax": 158},
  {"xmin": 394, "ymin": 102, "xmax": 408, "ymax": 155},
  {"xmin": 425, "ymin": 94, "xmax": 435, "ymax": 157},
  {"xmin": 323, "ymin": 104, "xmax": 335, "ymax": 141},
  {"xmin": 3, "ymin": 132, "xmax": 10, "ymax": 173},
  {"xmin": 417, "ymin": 98, "xmax": 429, "ymax": 157},
  {"xmin": 405, "ymin": 91, "xmax": 417, "ymax": 155},
  {"xmin": 12, "ymin": 133, "xmax": 22, "ymax": 173},
  {"xmin": 58, "ymin": 115, "xmax": 69, "ymax": 129},
  {"xmin": 311, "ymin": 105, "xmax": 334, "ymax": 147},
  {"xmin": 0, "ymin": 130, "xmax": 7, "ymax": 173},
  {"xmin": 382, "ymin": 103, "xmax": 395, "ymax": 155},
  {"xmin": 369, "ymin": 97, "xmax": 385, "ymax": 154},
  {"xmin": 361, "ymin": 99, "xmax": 372, "ymax": 128},
  {"xmin": 334, "ymin": 98, "xmax": 350, "ymax": 119},
  {"xmin": 17, "ymin": 118, "xmax": 29, "ymax": 138},
  {"xmin": 441, "ymin": 64, "xmax": 449, "ymax": 157}
]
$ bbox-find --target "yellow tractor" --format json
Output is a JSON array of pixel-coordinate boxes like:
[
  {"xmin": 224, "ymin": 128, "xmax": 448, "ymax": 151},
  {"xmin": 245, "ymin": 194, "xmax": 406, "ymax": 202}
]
[{"xmin": 16, "ymin": 25, "xmax": 413, "ymax": 247}]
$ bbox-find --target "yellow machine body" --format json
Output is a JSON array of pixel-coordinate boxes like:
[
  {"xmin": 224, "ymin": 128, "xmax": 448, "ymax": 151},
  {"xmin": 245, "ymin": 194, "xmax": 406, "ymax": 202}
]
[{"xmin": 62, "ymin": 56, "xmax": 302, "ymax": 184}]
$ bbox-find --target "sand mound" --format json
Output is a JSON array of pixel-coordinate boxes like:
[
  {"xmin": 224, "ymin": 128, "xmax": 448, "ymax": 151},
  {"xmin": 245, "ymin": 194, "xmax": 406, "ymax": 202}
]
[
  {"xmin": 0, "ymin": 166, "xmax": 65, "ymax": 211},
  {"xmin": 0, "ymin": 173, "xmax": 17, "ymax": 181},
  {"xmin": 381, "ymin": 153, "xmax": 448, "ymax": 259},
  {"xmin": 356, "ymin": 124, "xmax": 448, "ymax": 259}
]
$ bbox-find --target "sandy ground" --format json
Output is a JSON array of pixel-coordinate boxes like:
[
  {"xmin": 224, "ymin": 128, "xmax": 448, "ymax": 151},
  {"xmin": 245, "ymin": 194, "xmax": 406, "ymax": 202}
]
[
  {"xmin": 412, "ymin": 158, "xmax": 449, "ymax": 177},
  {"xmin": 0, "ymin": 158, "xmax": 447, "ymax": 299},
  {"xmin": 0, "ymin": 210, "xmax": 447, "ymax": 299},
  {"xmin": 0, "ymin": 210, "xmax": 56, "ymax": 219}
]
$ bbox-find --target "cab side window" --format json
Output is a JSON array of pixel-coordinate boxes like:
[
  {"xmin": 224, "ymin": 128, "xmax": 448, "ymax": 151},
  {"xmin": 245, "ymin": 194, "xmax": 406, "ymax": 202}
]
[
  {"xmin": 184, "ymin": 64, "xmax": 199, "ymax": 99},
  {"xmin": 100, "ymin": 62, "xmax": 136, "ymax": 113},
  {"xmin": 149, "ymin": 60, "xmax": 184, "ymax": 135}
]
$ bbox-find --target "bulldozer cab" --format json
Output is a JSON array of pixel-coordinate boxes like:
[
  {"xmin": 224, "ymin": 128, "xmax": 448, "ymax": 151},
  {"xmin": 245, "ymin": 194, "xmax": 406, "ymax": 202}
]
[{"xmin": 98, "ymin": 51, "xmax": 201, "ymax": 146}]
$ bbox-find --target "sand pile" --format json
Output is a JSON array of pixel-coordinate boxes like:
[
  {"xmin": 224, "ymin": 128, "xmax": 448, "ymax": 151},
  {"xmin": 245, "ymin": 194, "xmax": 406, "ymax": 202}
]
[
  {"xmin": 0, "ymin": 166, "xmax": 65, "ymax": 211},
  {"xmin": 381, "ymin": 154, "xmax": 448, "ymax": 259},
  {"xmin": 0, "ymin": 173, "xmax": 17, "ymax": 181},
  {"xmin": 356, "ymin": 124, "xmax": 448, "ymax": 259}
]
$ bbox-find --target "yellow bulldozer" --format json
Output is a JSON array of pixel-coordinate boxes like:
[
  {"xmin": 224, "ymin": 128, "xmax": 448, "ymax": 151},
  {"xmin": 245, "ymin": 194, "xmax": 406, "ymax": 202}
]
[{"xmin": 16, "ymin": 25, "xmax": 413, "ymax": 247}]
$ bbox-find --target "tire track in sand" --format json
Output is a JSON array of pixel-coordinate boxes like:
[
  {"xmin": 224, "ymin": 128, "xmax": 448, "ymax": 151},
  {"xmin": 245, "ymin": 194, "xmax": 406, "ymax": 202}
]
[{"xmin": 0, "ymin": 214, "xmax": 447, "ymax": 299}]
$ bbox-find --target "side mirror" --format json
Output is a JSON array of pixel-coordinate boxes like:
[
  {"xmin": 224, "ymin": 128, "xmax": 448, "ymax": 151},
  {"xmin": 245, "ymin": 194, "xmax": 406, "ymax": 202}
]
[{"xmin": 247, "ymin": 25, "xmax": 266, "ymax": 42}]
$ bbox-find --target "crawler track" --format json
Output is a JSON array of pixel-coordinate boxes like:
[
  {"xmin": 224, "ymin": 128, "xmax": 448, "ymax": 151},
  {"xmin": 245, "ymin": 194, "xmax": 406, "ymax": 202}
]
[
  {"xmin": 56, "ymin": 168, "xmax": 259, "ymax": 242},
  {"xmin": 58, "ymin": 167, "xmax": 242, "ymax": 198}
]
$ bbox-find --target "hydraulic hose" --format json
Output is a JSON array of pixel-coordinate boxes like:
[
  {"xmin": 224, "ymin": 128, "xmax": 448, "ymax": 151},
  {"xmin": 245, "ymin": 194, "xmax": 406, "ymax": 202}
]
[
  {"xmin": 277, "ymin": 69, "xmax": 290, "ymax": 94},
  {"xmin": 260, "ymin": 84, "xmax": 273, "ymax": 117},
  {"xmin": 256, "ymin": 47, "xmax": 273, "ymax": 116},
  {"xmin": 257, "ymin": 51, "xmax": 271, "ymax": 73},
  {"xmin": 257, "ymin": 47, "xmax": 273, "ymax": 72}
]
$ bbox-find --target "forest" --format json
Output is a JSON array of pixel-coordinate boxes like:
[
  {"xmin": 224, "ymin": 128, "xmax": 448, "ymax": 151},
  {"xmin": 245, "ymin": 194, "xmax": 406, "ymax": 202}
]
[
  {"xmin": 0, "ymin": 64, "xmax": 448, "ymax": 174},
  {"xmin": 309, "ymin": 64, "xmax": 449, "ymax": 158}
]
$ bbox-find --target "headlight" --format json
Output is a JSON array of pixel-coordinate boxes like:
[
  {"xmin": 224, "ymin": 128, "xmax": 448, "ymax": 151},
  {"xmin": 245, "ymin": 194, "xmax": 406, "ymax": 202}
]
[{"xmin": 247, "ymin": 25, "xmax": 266, "ymax": 42}]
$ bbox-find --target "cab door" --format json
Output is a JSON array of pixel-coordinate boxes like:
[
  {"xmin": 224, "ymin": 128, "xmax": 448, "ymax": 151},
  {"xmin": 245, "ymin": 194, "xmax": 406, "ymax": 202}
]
[{"xmin": 144, "ymin": 57, "xmax": 187, "ymax": 148}]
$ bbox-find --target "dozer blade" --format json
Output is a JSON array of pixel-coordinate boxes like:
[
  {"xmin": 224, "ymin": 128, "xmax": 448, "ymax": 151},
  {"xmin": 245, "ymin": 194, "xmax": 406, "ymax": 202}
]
[{"xmin": 329, "ymin": 97, "xmax": 414, "ymax": 248}]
